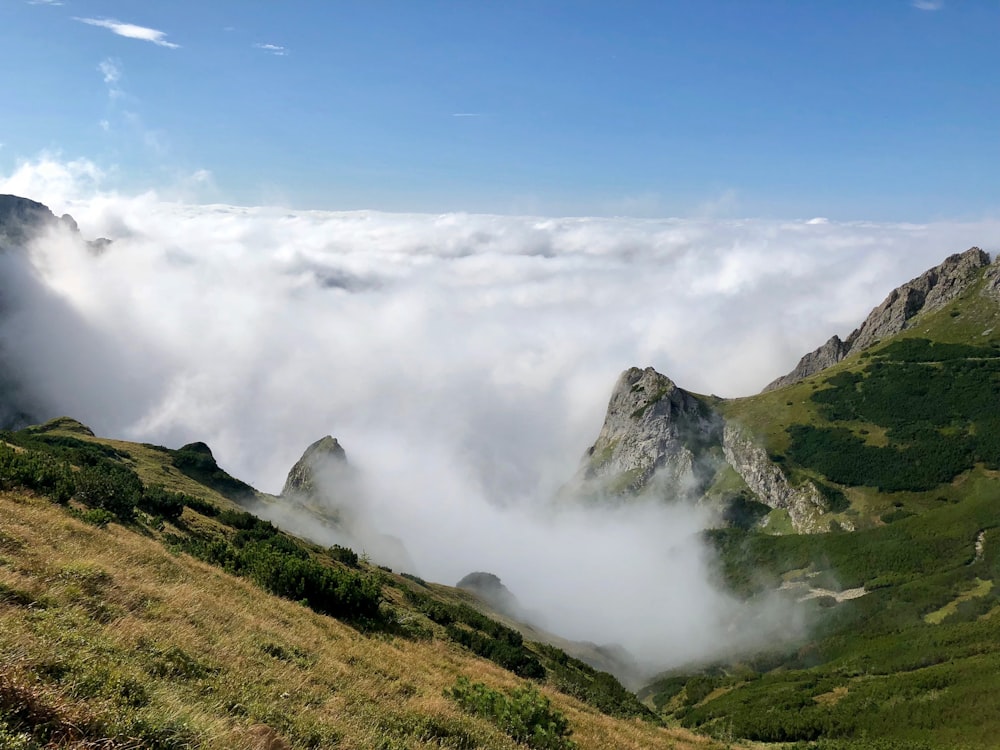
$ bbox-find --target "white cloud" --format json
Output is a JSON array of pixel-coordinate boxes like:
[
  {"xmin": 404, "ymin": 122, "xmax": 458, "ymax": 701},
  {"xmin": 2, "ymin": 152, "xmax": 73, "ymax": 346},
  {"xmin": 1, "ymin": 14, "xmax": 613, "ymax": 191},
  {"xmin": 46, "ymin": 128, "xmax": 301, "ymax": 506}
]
[
  {"xmin": 2, "ymin": 155, "xmax": 999, "ymax": 673},
  {"xmin": 254, "ymin": 43, "xmax": 288, "ymax": 56},
  {"xmin": 28, "ymin": 0, "xmax": 64, "ymax": 6},
  {"xmin": 75, "ymin": 17, "xmax": 180, "ymax": 49},
  {"xmin": 0, "ymin": 155, "xmax": 105, "ymax": 207},
  {"xmin": 913, "ymin": 0, "xmax": 943, "ymax": 9}
]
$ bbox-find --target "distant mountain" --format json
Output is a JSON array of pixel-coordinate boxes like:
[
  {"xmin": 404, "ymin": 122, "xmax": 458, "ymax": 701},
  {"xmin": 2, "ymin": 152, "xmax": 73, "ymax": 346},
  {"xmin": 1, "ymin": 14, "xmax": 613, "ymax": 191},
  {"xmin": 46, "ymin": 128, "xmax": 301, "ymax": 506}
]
[
  {"xmin": 0, "ymin": 193, "xmax": 77, "ymax": 250},
  {"xmin": 572, "ymin": 246, "xmax": 1000, "ymax": 534},
  {"xmin": 575, "ymin": 247, "xmax": 1000, "ymax": 747}
]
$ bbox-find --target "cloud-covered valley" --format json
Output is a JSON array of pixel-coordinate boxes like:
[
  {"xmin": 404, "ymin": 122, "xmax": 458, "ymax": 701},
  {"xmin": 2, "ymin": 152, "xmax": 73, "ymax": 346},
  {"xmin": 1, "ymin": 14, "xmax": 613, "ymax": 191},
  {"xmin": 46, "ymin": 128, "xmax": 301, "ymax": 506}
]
[{"xmin": 3, "ymin": 156, "xmax": 999, "ymax": 674}]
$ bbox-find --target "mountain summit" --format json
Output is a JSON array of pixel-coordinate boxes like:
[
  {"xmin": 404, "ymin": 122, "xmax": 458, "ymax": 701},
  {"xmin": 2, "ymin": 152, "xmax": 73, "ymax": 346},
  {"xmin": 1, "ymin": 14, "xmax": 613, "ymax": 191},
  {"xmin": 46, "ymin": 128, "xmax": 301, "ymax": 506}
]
[
  {"xmin": 282, "ymin": 435, "xmax": 348, "ymax": 498},
  {"xmin": 574, "ymin": 366, "xmax": 723, "ymax": 500}
]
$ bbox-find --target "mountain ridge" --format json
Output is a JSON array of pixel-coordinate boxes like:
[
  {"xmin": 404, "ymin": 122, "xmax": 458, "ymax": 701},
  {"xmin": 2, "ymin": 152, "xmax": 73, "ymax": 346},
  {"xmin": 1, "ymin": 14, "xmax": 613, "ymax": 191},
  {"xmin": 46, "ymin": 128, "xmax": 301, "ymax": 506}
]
[{"xmin": 763, "ymin": 246, "xmax": 993, "ymax": 391}]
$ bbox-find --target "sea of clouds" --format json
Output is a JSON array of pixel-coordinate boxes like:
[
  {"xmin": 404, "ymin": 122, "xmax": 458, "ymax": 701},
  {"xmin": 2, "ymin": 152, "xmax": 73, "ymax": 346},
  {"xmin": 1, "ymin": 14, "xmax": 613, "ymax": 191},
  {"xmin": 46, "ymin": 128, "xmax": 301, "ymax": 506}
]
[{"xmin": 3, "ymin": 155, "xmax": 999, "ymax": 675}]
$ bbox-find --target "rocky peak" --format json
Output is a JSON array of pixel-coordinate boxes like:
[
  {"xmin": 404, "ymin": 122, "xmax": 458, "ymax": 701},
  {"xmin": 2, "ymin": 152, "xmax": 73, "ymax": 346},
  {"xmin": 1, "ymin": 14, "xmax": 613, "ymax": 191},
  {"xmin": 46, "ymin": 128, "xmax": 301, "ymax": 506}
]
[
  {"xmin": 573, "ymin": 366, "xmax": 723, "ymax": 499},
  {"xmin": 282, "ymin": 435, "xmax": 348, "ymax": 498},
  {"xmin": 764, "ymin": 247, "xmax": 992, "ymax": 391},
  {"xmin": 0, "ymin": 194, "xmax": 78, "ymax": 250}
]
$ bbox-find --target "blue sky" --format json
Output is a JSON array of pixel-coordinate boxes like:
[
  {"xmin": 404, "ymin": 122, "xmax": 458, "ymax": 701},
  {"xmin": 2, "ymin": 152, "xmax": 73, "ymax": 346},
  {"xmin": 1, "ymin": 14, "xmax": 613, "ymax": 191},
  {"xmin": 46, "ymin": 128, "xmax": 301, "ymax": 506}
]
[{"xmin": 1, "ymin": 0, "xmax": 997, "ymax": 219}]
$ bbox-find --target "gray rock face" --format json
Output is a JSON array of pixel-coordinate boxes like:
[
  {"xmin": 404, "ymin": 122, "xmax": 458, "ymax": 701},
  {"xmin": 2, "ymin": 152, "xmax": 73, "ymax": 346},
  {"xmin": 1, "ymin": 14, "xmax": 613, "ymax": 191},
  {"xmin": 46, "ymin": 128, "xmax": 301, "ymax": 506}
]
[
  {"xmin": 722, "ymin": 425, "xmax": 827, "ymax": 533},
  {"xmin": 282, "ymin": 435, "xmax": 348, "ymax": 498},
  {"xmin": 574, "ymin": 366, "xmax": 723, "ymax": 499},
  {"xmin": 764, "ymin": 247, "xmax": 992, "ymax": 391},
  {"xmin": 0, "ymin": 194, "xmax": 78, "ymax": 250},
  {"xmin": 980, "ymin": 255, "xmax": 1000, "ymax": 301}
]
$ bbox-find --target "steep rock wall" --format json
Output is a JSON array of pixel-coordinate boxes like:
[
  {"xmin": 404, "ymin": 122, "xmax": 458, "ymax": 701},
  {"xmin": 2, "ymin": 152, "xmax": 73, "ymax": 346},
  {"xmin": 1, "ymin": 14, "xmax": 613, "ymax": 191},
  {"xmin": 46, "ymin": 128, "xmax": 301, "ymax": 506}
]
[
  {"xmin": 574, "ymin": 366, "xmax": 723, "ymax": 499},
  {"xmin": 722, "ymin": 424, "xmax": 827, "ymax": 533}
]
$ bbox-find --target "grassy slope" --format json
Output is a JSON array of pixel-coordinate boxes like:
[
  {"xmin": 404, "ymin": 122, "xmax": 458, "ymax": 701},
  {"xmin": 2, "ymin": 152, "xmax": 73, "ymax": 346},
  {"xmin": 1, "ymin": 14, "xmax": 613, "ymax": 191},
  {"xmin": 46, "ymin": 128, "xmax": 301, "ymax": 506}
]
[
  {"xmin": 642, "ymin": 268, "xmax": 1000, "ymax": 747},
  {"xmin": 0, "ymin": 425, "xmax": 726, "ymax": 750},
  {"xmin": 721, "ymin": 272, "xmax": 1000, "ymax": 526}
]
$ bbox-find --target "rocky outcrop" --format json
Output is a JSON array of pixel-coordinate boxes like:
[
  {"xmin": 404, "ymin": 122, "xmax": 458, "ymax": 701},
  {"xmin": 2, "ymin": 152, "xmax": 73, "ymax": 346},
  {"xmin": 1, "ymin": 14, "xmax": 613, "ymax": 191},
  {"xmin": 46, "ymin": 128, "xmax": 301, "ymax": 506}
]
[
  {"xmin": 980, "ymin": 255, "xmax": 1000, "ymax": 301},
  {"xmin": 282, "ymin": 435, "xmax": 348, "ymax": 498},
  {"xmin": 764, "ymin": 248, "xmax": 992, "ymax": 391},
  {"xmin": 0, "ymin": 194, "xmax": 79, "ymax": 250},
  {"xmin": 766, "ymin": 335, "xmax": 849, "ymax": 392},
  {"xmin": 271, "ymin": 435, "xmax": 414, "ymax": 571},
  {"xmin": 722, "ymin": 424, "xmax": 827, "ymax": 533},
  {"xmin": 457, "ymin": 572, "xmax": 522, "ymax": 619},
  {"xmin": 573, "ymin": 367, "xmax": 723, "ymax": 500}
]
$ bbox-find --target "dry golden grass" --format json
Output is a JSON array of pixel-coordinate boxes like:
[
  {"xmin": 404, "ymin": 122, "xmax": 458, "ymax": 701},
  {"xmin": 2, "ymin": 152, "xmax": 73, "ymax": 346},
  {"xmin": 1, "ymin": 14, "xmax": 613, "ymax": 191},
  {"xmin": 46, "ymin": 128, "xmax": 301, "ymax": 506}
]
[{"xmin": 0, "ymin": 491, "xmax": 734, "ymax": 749}]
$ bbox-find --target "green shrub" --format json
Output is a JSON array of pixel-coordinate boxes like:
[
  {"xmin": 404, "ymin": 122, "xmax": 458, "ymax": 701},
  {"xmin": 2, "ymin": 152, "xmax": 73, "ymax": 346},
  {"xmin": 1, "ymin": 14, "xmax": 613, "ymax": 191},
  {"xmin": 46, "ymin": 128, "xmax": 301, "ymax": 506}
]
[
  {"xmin": 0, "ymin": 443, "xmax": 75, "ymax": 503},
  {"xmin": 403, "ymin": 589, "xmax": 547, "ymax": 678},
  {"xmin": 446, "ymin": 625, "xmax": 545, "ymax": 679},
  {"xmin": 137, "ymin": 486, "xmax": 186, "ymax": 521},
  {"xmin": 170, "ymin": 530, "xmax": 383, "ymax": 623},
  {"xmin": 329, "ymin": 544, "xmax": 359, "ymax": 567},
  {"xmin": 787, "ymin": 345, "xmax": 1000, "ymax": 491},
  {"xmin": 75, "ymin": 464, "xmax": 142, "ymax": 520},
  {"xmin": 683, "ymin": 675, "xmax": 717, "ymax": 705},
  {"xmin": 533, "ymin": 643, "xmax": 653, "ymax": 720},
  {"xmin": 79, "ymin": 508, "xmax": 117, "ymax": 527},
  {"xmin": 447, "ymin": 677, "xmax": 576, "ymax": 750}
]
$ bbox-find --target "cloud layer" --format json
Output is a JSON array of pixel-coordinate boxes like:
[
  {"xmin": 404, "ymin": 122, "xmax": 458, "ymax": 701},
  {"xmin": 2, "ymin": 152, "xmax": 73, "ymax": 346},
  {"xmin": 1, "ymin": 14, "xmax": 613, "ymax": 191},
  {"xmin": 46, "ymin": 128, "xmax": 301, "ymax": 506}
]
[{"xmin": 3, "ymin": 156, "xmax": 999, "ymax": 673}]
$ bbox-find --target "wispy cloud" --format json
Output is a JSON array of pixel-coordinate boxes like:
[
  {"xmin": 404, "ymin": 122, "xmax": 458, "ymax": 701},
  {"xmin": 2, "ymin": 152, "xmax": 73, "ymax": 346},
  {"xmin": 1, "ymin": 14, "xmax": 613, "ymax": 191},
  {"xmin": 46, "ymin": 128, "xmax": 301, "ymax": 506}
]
[
  {"xmin": 98, "ymin": 58, "xmax": 123, "ymax": 99},
  {"xmin": 451, "ymin": 113, "xmax": 483, "ymax": 118},
  {"xmin": 254, "ymin": 43, "xmax": 288, "ymax": 56},
  {"xmin": 912, "ymin": 0, "xmax": 943, "ymax": 10},
  {"xmin": 28, "ymin": 0, "xmax": 64, "ymax": 6},
  {"xmin": 75, "ymin": 17, "xmax": 180, "ymax": 49}
]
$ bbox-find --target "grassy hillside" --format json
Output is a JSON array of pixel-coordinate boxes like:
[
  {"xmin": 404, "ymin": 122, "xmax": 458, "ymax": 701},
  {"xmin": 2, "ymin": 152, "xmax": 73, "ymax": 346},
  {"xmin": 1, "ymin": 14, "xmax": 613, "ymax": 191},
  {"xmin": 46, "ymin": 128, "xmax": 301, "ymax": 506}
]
[
  {"xmin": 642, "ymin": 265, "xmax": 1000, "ymax": 748},
  {"xmin": 0, "ymin": 419, "xmax": 726, "ymax": 750}
]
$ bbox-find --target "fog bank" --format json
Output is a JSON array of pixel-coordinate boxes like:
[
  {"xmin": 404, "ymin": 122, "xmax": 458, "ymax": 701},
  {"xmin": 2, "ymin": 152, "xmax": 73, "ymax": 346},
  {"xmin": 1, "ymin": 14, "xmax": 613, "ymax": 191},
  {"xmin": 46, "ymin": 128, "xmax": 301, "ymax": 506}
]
[{"xmin": 4, "ymin": 156, "xmax": 999, "ymax": 672}]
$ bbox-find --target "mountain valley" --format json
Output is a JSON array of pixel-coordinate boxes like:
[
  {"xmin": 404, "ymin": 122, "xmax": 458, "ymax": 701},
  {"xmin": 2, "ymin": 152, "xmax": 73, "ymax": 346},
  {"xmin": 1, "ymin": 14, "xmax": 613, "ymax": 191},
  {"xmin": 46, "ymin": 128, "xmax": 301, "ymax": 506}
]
[{"xmin": 2, "ymin": 195, "xmax": 1000, "ymax": 748}]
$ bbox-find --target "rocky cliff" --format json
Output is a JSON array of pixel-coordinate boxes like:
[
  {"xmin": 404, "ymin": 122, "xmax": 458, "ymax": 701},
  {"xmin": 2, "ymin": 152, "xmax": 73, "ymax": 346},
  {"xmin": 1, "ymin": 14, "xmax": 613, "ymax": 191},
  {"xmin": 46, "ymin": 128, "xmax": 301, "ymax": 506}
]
[
  {"xmin": 0, "ymin": 194, "xmax": 81, "ymax": 251},
  {"xmin": 573, "ymin": 367, "xmax": 723, "ymax": 500},
  {"xmin": 721, "ymin": 425, "xmax": 829, "ymax": 533},
  {"xmin": 282, "ymin": 435, "xmax": 348, "ymax": 498},
  {"xmin": 764, "ymin": 247, "xmax": 993, "ymax": 391},
  {"xmin": 572, "ymin": 364, "xmax": 834, "ymax": 532}
]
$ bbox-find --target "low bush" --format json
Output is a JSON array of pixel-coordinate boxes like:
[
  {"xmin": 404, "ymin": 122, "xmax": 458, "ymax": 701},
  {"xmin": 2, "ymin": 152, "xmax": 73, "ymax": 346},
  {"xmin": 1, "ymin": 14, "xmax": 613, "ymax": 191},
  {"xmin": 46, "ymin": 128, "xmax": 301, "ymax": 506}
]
[
  {"xmin": 447, "ymin": 677, "xmax": 576, "ymax": 750},
  {"xmin": 170, "ymin": 532, "xmax": 382, "ymax": 623},
  {"xmin": 75, "ymin": 464, "xmax": 142, "ymax": 521},
  {"xmin": 0, "ymin": 443, "xmax": 75, "ymax": 503}
]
